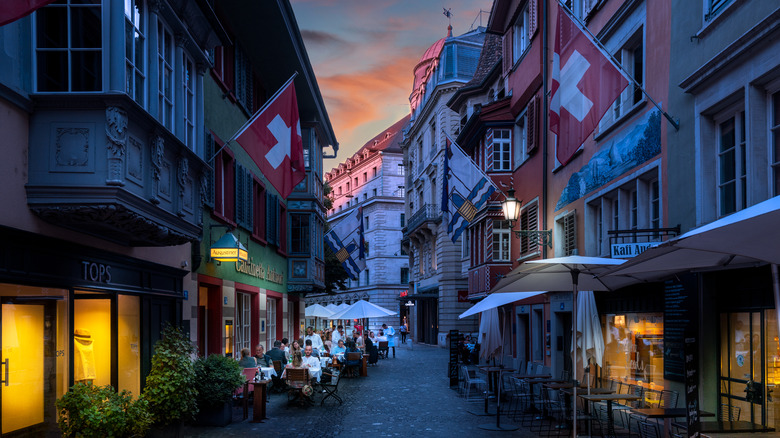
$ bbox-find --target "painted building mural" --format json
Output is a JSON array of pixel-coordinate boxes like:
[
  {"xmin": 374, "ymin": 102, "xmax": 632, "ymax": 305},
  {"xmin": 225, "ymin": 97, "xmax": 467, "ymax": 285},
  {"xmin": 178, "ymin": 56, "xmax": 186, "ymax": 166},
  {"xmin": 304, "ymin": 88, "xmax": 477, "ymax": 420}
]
[{"xmin": 556, "ymin": 109, "xmax": 662, "ymax": 210}]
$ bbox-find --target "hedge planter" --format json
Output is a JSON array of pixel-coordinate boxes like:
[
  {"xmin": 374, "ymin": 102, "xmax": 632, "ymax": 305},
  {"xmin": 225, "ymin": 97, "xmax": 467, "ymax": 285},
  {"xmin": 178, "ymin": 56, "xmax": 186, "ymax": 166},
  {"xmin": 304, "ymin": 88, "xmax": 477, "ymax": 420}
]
[{"xmin": 194, "ymin": 401, "xmax": 232, "ymax": 427}]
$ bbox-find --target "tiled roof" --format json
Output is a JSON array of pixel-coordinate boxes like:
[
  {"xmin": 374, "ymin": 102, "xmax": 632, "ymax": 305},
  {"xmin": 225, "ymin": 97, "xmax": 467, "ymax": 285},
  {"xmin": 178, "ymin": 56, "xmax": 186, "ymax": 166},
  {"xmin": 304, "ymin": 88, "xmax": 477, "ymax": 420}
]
[{"xmin": 464, "ymin": 32, "xmax": 502, "ymax": 88}]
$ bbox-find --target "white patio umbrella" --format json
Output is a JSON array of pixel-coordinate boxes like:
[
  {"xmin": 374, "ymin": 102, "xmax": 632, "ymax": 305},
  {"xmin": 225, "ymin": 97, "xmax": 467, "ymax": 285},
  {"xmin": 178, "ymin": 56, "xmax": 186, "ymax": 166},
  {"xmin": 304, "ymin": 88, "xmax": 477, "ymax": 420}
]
[
  {"xmin": 478, "ymin": 307, "xmax": 502, "ymax": 361},
  {"xmin": 327, "ymin": 300, "xmax": 396, "ymax": 320},
  {"xmin": 459, "ymin": 291, "xmax": 546, "ymax": 319},
  {"xmin": 575, "ymin": 291, "xmax": 604, "ymax": 391},
  {"xmin": 305, "ymin": 304, "xmax": 334, "ymax": 332},
  {"xmin": 492, "ymin": 255, "xmax": 626, "ymax": 438}
]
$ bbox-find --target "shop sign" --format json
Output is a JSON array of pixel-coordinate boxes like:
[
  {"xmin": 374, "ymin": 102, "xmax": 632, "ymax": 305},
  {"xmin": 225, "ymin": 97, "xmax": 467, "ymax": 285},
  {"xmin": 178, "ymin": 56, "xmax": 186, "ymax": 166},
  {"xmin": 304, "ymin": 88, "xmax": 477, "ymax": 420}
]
[
  {"xmin": 235, "ymin": 259, "xmax": 284, "ymax": 284},
  {"xmin": 611, "ymin": 241, "xmax": 659, "ymax": 258},
  {"xmin": 81, "ymin": 261, "xmax": 112, "ymax": 283},
  {"xmin": 457, "ymin": 290, "xmax": 468, "ymax": 302},
  {"xmin": 404, "ymin": 300, "xmax": 415, "ymax": 307},
  {"xmin": 400, "ymin": 290, "xmax": 408, "ymax": 297}
]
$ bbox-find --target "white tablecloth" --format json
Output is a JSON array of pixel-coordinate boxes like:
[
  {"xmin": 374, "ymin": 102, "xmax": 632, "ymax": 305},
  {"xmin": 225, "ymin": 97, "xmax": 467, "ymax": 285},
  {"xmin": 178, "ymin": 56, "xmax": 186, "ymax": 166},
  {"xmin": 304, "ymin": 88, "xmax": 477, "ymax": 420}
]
[
  {"xmin": 260, "ymin": 366, "xmax": 276, "ymax": 378},
  {"xmin": 320, "ymin": 357, "xmax": 331, "ymax": 368}
]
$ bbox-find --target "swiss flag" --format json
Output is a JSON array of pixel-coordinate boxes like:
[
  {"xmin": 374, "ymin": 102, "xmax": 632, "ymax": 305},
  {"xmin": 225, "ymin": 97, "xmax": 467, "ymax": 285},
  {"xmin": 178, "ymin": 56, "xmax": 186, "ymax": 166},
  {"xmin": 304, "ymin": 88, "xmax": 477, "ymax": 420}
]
[
  {"xmin": 235, "ymin": 81, "xmax": 305, "ymax": 199},
  {"xmin": 0, "ymin": 0, "xmax": 57, "ymax": 26},
  {"xmin": 549, "ymin": 5, "xmax": 628, "ymax": 166}
]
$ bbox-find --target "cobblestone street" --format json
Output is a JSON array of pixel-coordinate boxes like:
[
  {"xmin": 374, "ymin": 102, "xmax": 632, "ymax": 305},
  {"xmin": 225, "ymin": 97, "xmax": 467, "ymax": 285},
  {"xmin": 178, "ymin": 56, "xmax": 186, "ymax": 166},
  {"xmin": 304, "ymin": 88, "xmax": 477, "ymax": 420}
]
[{"xmin": 184, "ymin": 343, "xmax": 538, "ymax": 438}]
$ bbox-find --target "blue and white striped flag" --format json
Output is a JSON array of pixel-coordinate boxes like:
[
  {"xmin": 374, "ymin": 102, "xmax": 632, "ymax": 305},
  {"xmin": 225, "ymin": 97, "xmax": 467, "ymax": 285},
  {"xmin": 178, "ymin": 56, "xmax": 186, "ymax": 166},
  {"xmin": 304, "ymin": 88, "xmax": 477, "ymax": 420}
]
[
  {"xmin": 324, "ymin": 206, "xmax": 366, "ymax": 280},
  {"xmin": 441, "ymin": 134, "xmax": 497, "ymax": 243}
]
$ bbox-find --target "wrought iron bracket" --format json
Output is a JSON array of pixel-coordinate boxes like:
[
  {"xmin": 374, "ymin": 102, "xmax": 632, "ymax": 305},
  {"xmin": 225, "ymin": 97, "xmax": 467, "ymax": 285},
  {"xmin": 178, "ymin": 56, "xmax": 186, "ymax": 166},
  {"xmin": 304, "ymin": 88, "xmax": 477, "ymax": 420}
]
[{"xmin": 513, "ymin": 229, "xmax": 553, "ymax": 248}]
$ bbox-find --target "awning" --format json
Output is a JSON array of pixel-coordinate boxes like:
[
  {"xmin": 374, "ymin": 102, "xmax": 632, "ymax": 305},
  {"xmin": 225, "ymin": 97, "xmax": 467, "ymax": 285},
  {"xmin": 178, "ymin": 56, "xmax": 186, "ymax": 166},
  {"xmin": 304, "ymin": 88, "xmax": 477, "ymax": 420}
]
[{"xmin": 459, "ymin": 291, "xmax": 545, "ymax": 319}]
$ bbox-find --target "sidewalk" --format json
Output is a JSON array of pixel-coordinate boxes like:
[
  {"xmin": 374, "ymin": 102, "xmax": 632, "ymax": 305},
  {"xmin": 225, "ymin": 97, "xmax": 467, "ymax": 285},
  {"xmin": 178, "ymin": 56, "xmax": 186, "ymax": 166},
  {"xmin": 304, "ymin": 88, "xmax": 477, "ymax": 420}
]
[{"xmin": 183, "ymin": 342, "xmax": 536, "ymax": 437}]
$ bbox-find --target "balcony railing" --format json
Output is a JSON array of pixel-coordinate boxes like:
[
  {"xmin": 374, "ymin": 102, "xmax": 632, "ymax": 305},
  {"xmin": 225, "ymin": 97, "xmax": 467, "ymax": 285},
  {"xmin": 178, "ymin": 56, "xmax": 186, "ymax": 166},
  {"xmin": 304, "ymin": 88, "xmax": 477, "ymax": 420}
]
[
  {"xmin": 404, "ymin": 204, "xmax": 440, "ymax": 235},
  {"xmin": 607, "ymin": 226, "xmax": 681, "ymax": 245}
]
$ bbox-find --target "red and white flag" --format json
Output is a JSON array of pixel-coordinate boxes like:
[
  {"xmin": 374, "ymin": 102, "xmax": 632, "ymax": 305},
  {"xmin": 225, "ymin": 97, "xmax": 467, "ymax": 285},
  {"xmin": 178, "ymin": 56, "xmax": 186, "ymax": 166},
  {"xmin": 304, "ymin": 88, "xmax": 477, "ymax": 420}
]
[
  {"xmin": 235, "ymin": 80, "xmax": 305, "ymax": 199},
  {"xmin": 549, "ymin": 5, "xmax": 628, "ymax": 166},
  {"xmin": 0, "ymin": 0, "xmax": 57, "ymax": 26}
]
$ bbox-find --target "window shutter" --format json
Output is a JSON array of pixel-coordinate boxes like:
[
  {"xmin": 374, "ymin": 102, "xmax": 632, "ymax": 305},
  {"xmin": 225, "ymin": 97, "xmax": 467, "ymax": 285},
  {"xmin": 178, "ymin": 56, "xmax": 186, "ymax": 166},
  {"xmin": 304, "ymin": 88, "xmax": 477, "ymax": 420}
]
[
  {"xmin": 235, "ymin": 164, "xmax": 245, "ymax": 227},
  {"xmin": 519, "ymin": 202, "xmax": 539, "ymax": 255},
  {"xmin": 527, "ymin": 95, "xmax": 538, "ymax": 153},
  {"xmin": 485, "ymin": 219, "xmax": 493, "ymax": 262},
  {"xmin": 502, "ymin": 30, "xmax": 512, "ymax": 75},
  {"xmin": 204, "ymin": 131, "xmax": 215, "ymax": 207},
  {"xmin": 485, "ymin": 128, "xmax": 494, "ymax": 172},
  {"xmin": 528, "ymin": 0, "xmax": 539, "ymax": 39},
  {"xmin": 266, "ymin": 194, "xmax": 277, "ymax": 246},
  {"xmin": 563, "ymin": 212, "xmax": 577, "ymax": 256},
  {"xmin": 245, "ymin": 171, "xmax": 253, "ymax": 231}
]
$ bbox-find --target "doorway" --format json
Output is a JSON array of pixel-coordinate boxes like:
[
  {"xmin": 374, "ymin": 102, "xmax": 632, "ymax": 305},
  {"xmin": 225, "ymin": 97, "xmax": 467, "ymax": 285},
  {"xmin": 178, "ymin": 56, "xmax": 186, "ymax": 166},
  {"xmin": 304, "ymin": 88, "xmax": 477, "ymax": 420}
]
[
  {"xmin": 516, "ymin": 313, "xmax": 529, "ymax": 370},
  {"xmin": 720, "ymin": 311, "xmax": 764, "ymax": 424},
  {"xmin": 1, "ymin": 298, "xmax": 59, "ymax": 436}
]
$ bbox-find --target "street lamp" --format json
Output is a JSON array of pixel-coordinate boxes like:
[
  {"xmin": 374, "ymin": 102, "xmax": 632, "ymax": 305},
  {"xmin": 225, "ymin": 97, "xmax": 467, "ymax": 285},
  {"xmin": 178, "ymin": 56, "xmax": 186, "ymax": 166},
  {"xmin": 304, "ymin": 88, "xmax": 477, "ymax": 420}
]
[
  {"xmin": 501, "ymin": 188, "xmax": 521, "ymax": 226},
  {"xmin": 209, "ymin": 226, "xmax": 249, "ymax": 263}
]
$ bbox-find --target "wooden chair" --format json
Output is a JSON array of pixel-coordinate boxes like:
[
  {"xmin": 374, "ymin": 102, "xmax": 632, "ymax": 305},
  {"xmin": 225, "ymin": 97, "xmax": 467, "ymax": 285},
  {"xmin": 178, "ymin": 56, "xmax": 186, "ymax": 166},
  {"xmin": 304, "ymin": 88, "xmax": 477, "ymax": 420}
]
[
  {"xmin": 285, "ymin": 367, "xmax": 311, "ymax": 405},
  {"xmin": 377, "ymin": 341, "xmax": 389, "ymax": 359},
  {"xmin": 270, "ymin": 360, "xmax": 286, "ymax": 393},
  {"xmin": 344, "ymin": 352, "xmax": 361, "ymax": 377}
]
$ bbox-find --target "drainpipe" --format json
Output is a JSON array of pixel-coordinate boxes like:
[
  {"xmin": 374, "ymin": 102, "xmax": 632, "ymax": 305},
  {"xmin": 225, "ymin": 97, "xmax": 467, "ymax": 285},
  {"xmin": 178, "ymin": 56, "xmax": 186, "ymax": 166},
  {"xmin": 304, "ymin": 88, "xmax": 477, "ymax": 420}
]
[{"xmin": 542, "ymin": 0, "xmax": 550, "ymax": 258}]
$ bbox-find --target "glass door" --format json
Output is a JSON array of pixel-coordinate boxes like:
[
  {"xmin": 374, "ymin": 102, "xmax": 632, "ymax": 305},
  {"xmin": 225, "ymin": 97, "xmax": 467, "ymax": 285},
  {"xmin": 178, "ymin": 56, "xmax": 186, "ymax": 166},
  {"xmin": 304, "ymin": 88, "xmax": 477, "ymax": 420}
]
[
  {"xmin": 720, "ymin": 312, "xmax": 764, "ymax": 424},
  {"xmin": 1, "ymin": 297, "xmax": 61, "ymax": 435}
]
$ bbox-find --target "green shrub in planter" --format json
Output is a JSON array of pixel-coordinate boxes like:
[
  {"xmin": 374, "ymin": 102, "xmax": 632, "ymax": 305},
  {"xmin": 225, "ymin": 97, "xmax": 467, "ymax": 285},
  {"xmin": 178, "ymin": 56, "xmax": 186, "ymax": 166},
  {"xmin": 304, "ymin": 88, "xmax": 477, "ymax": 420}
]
[
  {"xmin": 142, "ymin": 324, "xmax": 198, "ymax": 426},
  {"xmin": 194, "ymin": 354, "xmax": 245, "ymax": 407},
  {"xmin": 56, "ymin": 382, "xmax": 152, "ymax": 438}
]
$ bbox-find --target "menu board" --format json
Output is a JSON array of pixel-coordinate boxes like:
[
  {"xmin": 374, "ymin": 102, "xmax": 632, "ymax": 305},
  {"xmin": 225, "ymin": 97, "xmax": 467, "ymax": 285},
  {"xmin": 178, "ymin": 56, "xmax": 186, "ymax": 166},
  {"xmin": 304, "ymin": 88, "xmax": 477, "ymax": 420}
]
[
  {"xmin": 663, "ymin": 275, "xmax": 698, "ymax": 381},
  {"xmin": 684, "ymin": 337, "xmax": 700, "ymax": 437},
  {"xmin": 448, "ymin": 330, "xmax": 460, "ymax": 386}
]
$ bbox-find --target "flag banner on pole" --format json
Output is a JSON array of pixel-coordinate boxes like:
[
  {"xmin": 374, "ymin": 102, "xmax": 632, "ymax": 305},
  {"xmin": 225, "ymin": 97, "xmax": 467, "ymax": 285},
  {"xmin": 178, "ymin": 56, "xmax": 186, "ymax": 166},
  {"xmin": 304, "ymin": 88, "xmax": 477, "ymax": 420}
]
[
  {"xmin": 549, "ymin": 4, "xmax": 628, "ymax": 166},
  {"xmin": 0, "ymin": 0, "xmax": 57, "ymax": 26},
  {"xmin": 324, "ymin": 207, "xmax": 366, "ymax": 280},
  {"xmin": 441, "ymin": 134, "xmax": 496, "ymax": 243},
  {"xmin": 235, "ymin": 79, "xmax": 305, "ymax": 199}
]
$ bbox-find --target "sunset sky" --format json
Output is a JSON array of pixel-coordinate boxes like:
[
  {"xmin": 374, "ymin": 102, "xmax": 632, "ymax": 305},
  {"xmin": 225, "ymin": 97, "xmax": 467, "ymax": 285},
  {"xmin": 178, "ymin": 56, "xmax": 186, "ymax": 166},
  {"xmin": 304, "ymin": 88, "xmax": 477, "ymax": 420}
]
[{"xmin": 290, "ymin": 0, "xmax": 494, "ymax": 173}]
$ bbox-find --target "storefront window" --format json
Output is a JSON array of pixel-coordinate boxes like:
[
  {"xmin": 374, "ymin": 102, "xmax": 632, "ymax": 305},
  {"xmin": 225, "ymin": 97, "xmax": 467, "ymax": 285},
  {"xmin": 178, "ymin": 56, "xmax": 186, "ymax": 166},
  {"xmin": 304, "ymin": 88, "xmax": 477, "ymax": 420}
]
[
  {"xmin": 73, "ymin": 296, "xmax": 112, "ymax": 386},
  {"xmin": 602, "ymin": 312, "xmax": 664, "ymax": 385},
  {"xmin": 267, "ymin": 298, "xmax": 277, "ymax": 349},
  {"xmin": 118, "ymin": 295, "xmax": 140, "ymax": 397},
  {"xmin": 0, "ymin": 283, "xmax": 68, "ymax": 435}
]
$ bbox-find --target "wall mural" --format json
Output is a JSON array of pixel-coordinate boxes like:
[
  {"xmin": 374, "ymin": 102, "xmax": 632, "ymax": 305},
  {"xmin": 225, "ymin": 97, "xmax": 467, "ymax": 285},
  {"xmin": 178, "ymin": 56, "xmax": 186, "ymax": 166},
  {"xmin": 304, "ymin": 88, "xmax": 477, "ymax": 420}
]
[{"xmin": 555, "ymin": 109, "xmax": 661, "ymax": 211}]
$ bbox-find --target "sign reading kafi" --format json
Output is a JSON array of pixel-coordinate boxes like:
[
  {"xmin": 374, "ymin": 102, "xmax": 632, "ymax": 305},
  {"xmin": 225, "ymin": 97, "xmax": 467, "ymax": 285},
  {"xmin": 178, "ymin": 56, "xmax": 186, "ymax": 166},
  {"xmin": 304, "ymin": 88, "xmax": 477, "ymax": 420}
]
[{"xmin": 611, "ymin": 241, "xmax": 659, "ymax": 259}]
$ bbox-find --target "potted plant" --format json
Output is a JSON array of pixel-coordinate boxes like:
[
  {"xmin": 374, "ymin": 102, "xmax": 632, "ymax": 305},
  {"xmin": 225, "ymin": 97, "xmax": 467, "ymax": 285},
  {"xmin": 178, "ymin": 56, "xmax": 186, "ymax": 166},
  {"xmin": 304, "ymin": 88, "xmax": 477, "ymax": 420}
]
[
  {"xmin": 56, "ymin": 382, "xmax": 152, "ymax": 438},
  {"xmin": 142, "ymin": 324, "xmax": 198, "ymax": 437},
  {"xmin": 193, "ymin": 354, "xmax": 245, "ymax": 426}
]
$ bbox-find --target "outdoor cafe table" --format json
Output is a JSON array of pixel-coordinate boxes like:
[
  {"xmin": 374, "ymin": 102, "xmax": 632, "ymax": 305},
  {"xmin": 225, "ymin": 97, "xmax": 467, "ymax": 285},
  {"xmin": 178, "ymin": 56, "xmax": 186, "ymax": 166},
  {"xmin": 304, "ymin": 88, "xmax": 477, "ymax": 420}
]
[
  {"xmin": 469, "ymin": 367, "xmax": 515, "ymax": 417},
  {"xmin": 579, "ymin": 393, "xmax": 640, "ymax": 437},
  {"xmin": 630, "ymin": 408, "xmax": 715, "ymax": 438},
  {"xmin": 249, "ymin": 380, "xmax": 270, "ymax": 423},
  {"xmin": 515, "ymin": 376, "xmax": 557, "ymax": 414}
]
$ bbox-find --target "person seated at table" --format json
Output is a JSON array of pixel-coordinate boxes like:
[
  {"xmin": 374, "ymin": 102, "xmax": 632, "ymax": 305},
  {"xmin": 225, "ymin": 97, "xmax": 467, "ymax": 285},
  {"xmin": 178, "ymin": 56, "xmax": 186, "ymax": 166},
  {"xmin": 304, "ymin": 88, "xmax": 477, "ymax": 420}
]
[
  {"xmin": 267, "ymin": 340, "xmax": 287, "ymax": 366},
  {"xmin": 281, "ymin": 337, "xmax": 290, "ymax": 359},
  {"xmin": 376, "ymin": 330, "xmax": 387, "ymax": 343},
  {"xmin": 343, "ymin": 340, "xmax": 362, "ymax": 377},
  {"xmin": 304, "ymin": 339, "xmax": 320, "ymax": 358},
  {"xmin": 365, "ymin": 334, "xmax": 379, "ymax": 366},
  {"xmin": 305, "ymin": 326, "xmax": 324, "ymax": 356},
  {"xmin": 331, "ymin": 339, "xmax": 346, "ymax": 356},
  {"xmin": 254, "ymin": 344, "xmax": 272, "ymax": 367},
  {"xmin": 290, "ymin": 339, "xmax": 302, "ymax": 358},
  {"xmin": 285, "ymin": 350, "xmax": 303, "ymax": 369},
  {"xmin": 238, "ymin": 348, "xmax": 257, "ymax": 368},
  {"xmin": 458, "ymin": 337, "xmax": 470, "ymax": 364},
  {"xmin": 367, "ymin": 330, "xmax": 378, "ymax": 345},
  {"xmin": 353, "ymin": 330, "xmax": 364, "ymax": 349},
  {"xmin": 301, "ymin": 345, "xmax": 321, "ymax": 381}
]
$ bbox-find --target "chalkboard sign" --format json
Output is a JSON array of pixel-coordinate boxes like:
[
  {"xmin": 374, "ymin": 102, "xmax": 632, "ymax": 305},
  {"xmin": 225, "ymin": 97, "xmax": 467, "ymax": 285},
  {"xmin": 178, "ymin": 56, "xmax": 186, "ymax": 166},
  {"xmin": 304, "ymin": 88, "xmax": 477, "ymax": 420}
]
[
  {"xmin": 684, "ymin": 337, "xmax": 700, "ymax": 437},
  {"xmin": 664, "ymin": 275, "xmax": 698, "ymax": 381},
  {"xmin": 448, "ymin": 330, "xmax": 460, "ymax": 386}
]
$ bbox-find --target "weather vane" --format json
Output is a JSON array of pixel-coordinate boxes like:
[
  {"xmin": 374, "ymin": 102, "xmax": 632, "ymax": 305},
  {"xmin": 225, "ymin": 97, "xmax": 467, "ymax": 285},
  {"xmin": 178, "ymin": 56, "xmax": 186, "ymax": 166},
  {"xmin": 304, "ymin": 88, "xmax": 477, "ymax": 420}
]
[{"xmin": 443, "ymin": 7, "xmax": 452, "ymax": 26}]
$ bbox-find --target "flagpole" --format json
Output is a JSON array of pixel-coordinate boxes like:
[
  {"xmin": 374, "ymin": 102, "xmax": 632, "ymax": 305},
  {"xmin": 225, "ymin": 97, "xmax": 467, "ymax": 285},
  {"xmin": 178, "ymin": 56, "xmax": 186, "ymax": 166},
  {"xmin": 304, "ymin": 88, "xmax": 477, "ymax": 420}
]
[
  {"xmin": 555, "ymin": 2, "xmax": 679, "ymax": 131},
  {"xmin": 208, "ymin": 71, "xmax": 300, "ymax": 162}
]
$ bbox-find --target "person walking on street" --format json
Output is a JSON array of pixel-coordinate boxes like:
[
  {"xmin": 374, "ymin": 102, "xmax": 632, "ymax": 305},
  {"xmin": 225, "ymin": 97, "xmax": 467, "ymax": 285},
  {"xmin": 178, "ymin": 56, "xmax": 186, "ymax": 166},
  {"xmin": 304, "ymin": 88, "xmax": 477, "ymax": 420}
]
[
  {"xmin": 399, "ymin": 323, "xmax": 408, "ymax": 344},
  {"xmin": 382, "ymin": 323, "xmax": 396, "ymax": 358}
]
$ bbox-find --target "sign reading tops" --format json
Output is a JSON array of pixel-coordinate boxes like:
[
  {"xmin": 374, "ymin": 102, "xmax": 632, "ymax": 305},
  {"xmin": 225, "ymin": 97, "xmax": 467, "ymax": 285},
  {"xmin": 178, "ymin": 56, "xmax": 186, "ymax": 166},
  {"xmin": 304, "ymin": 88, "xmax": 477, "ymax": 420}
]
[
  {"xmin": 235, "ymin": 259, "xmax": 284, "ymax": 284},
  {"xmin": 611, "ymin": 242, "xmax": 659, "ymax": 259}
]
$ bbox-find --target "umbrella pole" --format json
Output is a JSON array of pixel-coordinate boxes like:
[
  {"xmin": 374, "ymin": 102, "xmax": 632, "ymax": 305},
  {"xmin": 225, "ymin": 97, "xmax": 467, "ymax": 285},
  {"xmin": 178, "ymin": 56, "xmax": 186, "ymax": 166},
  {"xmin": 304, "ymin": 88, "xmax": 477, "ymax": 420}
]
[
  {"xmin": 772, "ymin": 265, "xmax": 780, "ymax": 350},
  {"xmin": 571, "ymin": 269, "xmax": 579, "ymax": 438}
]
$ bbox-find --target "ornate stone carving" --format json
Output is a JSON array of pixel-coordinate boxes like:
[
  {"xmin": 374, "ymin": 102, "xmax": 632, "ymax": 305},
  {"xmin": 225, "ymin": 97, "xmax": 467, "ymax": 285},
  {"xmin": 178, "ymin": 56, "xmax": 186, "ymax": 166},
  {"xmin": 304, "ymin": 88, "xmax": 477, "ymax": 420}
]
[
  {"xmin": 177, "ymin": 156, "xmax": 189, "ymax": 217},
  {"xmin": 30, "ymin": 204, "xmax": 194, "ymax": 246},
  {"xmin": 55, "ymin": 128, "xmax": 90, "ymax": 168},
  {"xmin": 126, "ymin": 136, "xmax": 143, "ymax": 184},
  {"xmin": 106, "ymin": 107, "xmax": 128, "ymax": 186},
  {"xmin": 150, "ymin": 135, "xmax": 164, "ymax": 204}
]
